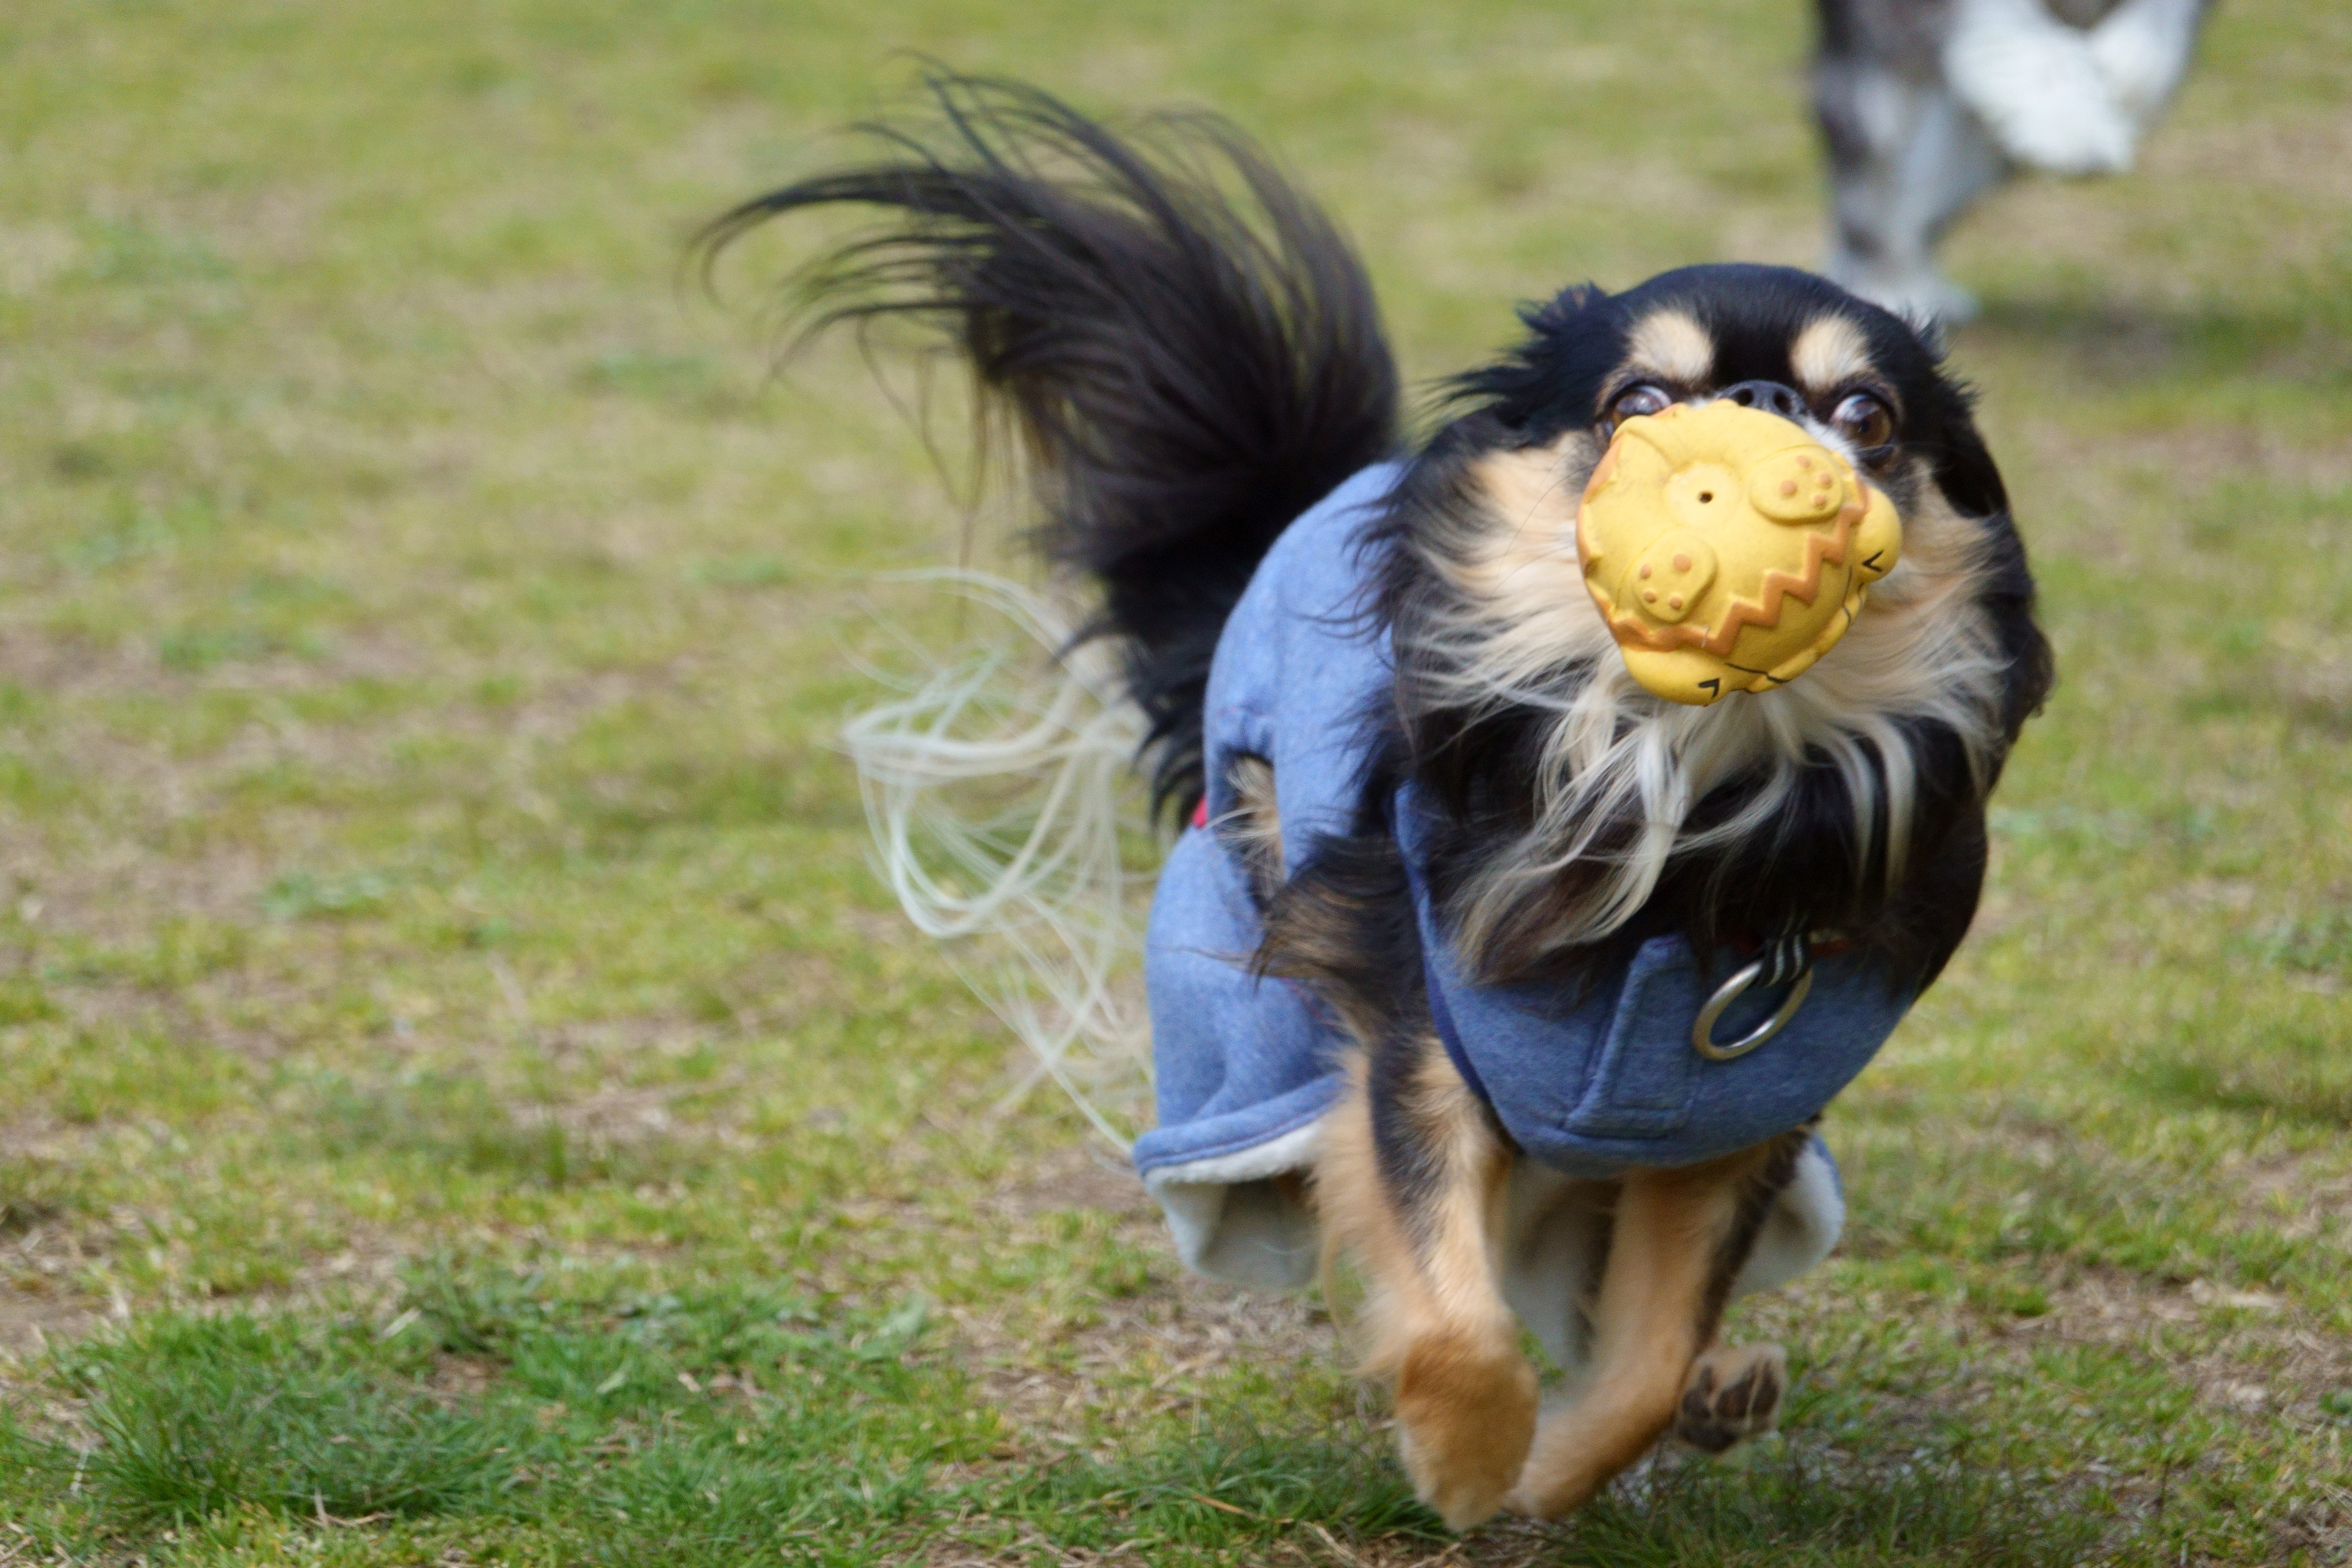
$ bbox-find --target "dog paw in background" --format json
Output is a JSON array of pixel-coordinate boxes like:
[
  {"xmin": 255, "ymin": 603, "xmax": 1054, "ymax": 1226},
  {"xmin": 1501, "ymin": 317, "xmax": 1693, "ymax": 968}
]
[
  {"xmin": 2083, "ymin": 0, "xmax": 2211, "ymax": 123},
  {"xmin": 1945, "ymin": 0, "xmax": 2138, "ymax": 174},
  {"xmin": 1945, "ymin": 0, "xmax": 2204, "ymax": 174}
]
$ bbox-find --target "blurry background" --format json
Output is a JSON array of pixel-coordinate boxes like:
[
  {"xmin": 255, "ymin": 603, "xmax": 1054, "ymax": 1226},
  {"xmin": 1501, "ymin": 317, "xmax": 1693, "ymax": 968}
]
[{"xmin": 0, "ymin": 1, "xmax": 2346, "ymax": 1563}]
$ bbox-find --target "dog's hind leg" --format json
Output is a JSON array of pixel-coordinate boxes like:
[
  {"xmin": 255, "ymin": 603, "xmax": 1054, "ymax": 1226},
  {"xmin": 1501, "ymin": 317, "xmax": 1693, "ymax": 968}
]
[
  {"xmin": 1503, "ymin": 1130, "xmax": 1809, "ymax": 1519},
  {"xmin": 1317, "ymin": 1041, "xmax": 1536, "ymax": 1530}
]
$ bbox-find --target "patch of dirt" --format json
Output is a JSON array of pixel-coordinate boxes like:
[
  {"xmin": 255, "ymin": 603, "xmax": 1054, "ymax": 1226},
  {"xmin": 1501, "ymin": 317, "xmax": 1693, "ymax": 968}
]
[
  {"xmin": 927, "ymin": 1142, "xmax": 1342, "ymax": 1450},
  {"xmin": 2158, "ymin": 111, "xmax": 2352, "ymax": 209},
  {"xmin": 285, "ymin": 1224, "xmax": 414, "ymax": 1304},
  {"xmin": 976, "ymin": 1140, "xmax": 1155, "ymax": 1223},
  {"xmin": 1745, "ymin": 1245, "xmax": 2352, "ymax": 1441},
  {"xmin": 425, "ymin": 1353, "xmax": 501, "ymax": 1400},
  {"xmin": 919, "ymin": 1527, "xmax": 1543, "ymax": 1567},
  {"xmin": 37, "ymin": 964, "xmax": 307, "ymax": 1064},
  {"xmin": 2229, "ymin": 1147, "xmax": 2352, "ymax": 1241},
  {"xmin": 958, "ymin": 1276, "xmax": 1338, "ymax": 1452},
  {"xmin": 2106, "ymin": 423, "xmax": 2352, "ymax": 496},
  {"xmin": 510, "ymin": 1068, "xmax": 763, "ymax": 1150},
  {"xmin": 0, "ymin": 1284, "xmax": 105, "ymax": 1361},
  {"xmin": 1992, "ymin": 1267, "xmax": 2352, "ymax": 1420},
  {"xmin": 0, "ymin": 1126, "xmax": 120, "ymax": 1351}
]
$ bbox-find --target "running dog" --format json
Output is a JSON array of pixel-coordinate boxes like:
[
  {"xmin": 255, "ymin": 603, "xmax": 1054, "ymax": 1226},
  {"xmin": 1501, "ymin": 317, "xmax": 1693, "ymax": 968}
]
[{"xmin": 713, "ymin": 76, "xmax": 2052, "ymax": 1526}]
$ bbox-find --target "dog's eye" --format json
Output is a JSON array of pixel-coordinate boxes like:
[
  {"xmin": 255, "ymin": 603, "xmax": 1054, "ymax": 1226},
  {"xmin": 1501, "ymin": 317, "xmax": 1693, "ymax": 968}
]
[
  {"xmin": 1602, "ymin": 383, "xmax": 1672, "ymax": 432},
  {"xmin": 1830, "ymin": 391, "xmax": 1894, "ymax": 453}
]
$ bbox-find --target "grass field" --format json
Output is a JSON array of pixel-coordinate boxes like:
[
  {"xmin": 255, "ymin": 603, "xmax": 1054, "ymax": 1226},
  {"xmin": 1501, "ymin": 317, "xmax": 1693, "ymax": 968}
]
[{"xmin": 1, "ymin": 0, "xmax": 2348, "ymax": 1562}]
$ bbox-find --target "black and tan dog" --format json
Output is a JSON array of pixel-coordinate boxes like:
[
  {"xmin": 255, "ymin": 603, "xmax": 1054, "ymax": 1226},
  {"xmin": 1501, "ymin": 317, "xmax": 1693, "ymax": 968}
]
[{"xmin": 716, "ymin": 76, "xmax": 2051, "ymax": 1524}]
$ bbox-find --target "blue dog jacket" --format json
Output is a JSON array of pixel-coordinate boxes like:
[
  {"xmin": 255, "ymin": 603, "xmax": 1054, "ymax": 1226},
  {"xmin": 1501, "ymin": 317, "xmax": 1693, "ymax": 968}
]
[{"xmin": 1131, "ymin": 465, "xmax": 1911, "ymax": 1330}]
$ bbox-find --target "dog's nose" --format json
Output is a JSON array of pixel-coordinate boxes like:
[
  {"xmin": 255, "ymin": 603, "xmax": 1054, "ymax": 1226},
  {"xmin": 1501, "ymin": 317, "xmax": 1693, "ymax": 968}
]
[{"xmin": 1718, "ymin": 381, "xmax": 1808, "ymax": 421}]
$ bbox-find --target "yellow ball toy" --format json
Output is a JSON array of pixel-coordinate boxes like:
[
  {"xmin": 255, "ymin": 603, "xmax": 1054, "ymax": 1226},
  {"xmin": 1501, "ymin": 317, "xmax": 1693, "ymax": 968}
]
[{"xmin": 1576, "ymin": 399, "xmax": 1903, "ymax": 705}]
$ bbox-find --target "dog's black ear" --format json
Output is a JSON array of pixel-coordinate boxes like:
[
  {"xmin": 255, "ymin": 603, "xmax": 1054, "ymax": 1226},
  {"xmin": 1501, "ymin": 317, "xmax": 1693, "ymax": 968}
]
[
  {"xmin": 1522, "ymin": 282, "xmax": 1608, "ymax": 333},
  {"xmin": 1452, "ymin": 283, "xmax": 1628, "ymax": 437},
  {"xmin": 1904, "ymin": 370, "xmax": 2008, "ymax": 520},
  {"xmin": 1932, "ymin": 430, "xmax": 2009, "ymax": 522}
]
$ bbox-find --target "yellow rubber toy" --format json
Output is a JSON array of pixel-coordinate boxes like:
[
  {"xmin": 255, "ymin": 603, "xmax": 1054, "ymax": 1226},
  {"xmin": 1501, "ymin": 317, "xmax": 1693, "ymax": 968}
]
[{"xmin": 1576, "ymin": 399, "xmax": 1902, "ymax": 705}]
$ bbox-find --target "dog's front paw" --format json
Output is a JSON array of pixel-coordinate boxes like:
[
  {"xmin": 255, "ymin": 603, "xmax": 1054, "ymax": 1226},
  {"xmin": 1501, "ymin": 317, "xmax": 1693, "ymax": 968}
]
[
  {"xmin": 1393, "ymin": 1332, "xmax": 1538, "ymax": 1528},
  {"xmin": 1671, "ymin": 1341, "xmax": 1789, "ymax": 1454}
]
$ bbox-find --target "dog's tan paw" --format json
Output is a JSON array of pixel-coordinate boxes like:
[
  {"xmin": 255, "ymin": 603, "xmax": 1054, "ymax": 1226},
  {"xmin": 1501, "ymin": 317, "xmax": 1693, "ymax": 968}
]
[
  {"xmin": 1393, "ymin": 1332, "xmax": 1538, "ymax": 1528},
  {"xmin": 1498, "ymin": 1397, "xmax": 1620, "ymax": 1520},
  {"xmin": 1671, "ymin": 1341, "xmax": 1788, "ymax": 1455}
]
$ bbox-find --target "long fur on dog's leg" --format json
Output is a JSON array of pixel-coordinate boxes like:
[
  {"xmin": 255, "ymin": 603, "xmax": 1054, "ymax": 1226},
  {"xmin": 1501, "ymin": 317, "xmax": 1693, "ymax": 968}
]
[
  {"xmin": 1504, "ymin": 1131, "xmax": 1810, "ymax": 1518},
  {"xmin": 841, "ymin": 571, "xmax": 1157, "ymax": 1146},
  {"xmin": 1318, "ymin": 1045, "xmax": 1536, "ymax": 1528}
]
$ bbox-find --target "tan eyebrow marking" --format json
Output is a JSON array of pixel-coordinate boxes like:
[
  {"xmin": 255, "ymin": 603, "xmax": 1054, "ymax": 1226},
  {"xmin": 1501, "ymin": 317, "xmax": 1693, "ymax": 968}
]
[
  {"xmin": 1790, "ymin": 315, "xmax": 1872, "ymax": 397},
  {"xmin": 1624, "ymin": 309, "xmax": 1713, "ymax": 385}
]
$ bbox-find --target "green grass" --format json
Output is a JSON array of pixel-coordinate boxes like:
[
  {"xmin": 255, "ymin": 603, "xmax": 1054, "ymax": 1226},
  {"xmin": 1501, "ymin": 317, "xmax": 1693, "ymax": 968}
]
[
  {"xmin": 0, "ymin": 1259, "xmax": 1424, "ymax": 1563},
  {"xmin": 1, "ymin": 1269, "xmax": 988, "ymax": 1561},
  {"xmin": 1, "ymin": 0, "xmax": 2349, "ymax": 1562}
]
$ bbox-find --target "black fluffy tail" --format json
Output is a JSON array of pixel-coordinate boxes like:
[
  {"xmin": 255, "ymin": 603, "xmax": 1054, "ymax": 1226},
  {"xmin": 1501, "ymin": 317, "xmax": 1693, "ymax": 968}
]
[{"xmin": 703, "ymin": 74, "xmax": 1400, "ymax": 818}]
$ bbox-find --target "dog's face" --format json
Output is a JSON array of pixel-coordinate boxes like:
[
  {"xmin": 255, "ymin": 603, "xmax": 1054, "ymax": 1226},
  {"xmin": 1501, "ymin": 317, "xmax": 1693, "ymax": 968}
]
[
  {"xmin": 1385, "ymin": 264, "xmax": 2050, "ymax": 978},
  {"xmin": 1512, "ymin": 267, "xmax": 1989, "ymax": 468},
  {"xmin": 1433, "ymin": 264, "xmax": 2005, "ymax": 684}
]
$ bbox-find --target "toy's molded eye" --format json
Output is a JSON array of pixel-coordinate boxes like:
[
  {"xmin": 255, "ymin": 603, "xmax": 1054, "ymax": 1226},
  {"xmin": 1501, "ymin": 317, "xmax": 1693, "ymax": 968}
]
[
  {"xmin": 1604, "ymin": 383, "xmax": 1672, "ymax": 432},
  {"xmin": 1831, "ymin": 391, "xmax": 1894, "ymax": 453}
]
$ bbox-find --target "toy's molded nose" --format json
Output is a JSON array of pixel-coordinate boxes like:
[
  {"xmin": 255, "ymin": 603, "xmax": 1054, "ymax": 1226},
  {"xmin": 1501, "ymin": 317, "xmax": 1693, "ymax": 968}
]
[
  {"xmin": 1719, "ymin": 380, "xmax": 1807, "ymax": 421},
  {"xmin": 1749, "ymin": 449, "xmax": 1845, "ymax": 524}
]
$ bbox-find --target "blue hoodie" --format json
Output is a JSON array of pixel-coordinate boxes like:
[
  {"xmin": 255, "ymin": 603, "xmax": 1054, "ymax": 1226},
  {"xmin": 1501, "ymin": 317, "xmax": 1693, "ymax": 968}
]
[{"xmin": 1130, "ymin": 465, "xmax": 1908, "ymax": 1299}]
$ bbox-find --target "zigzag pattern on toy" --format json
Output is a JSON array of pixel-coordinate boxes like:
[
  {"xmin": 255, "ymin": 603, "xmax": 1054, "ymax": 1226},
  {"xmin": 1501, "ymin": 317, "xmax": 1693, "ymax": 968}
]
[{"xmin": 1589, "ymin": 485, "xmax": 1864, "ymax": 658}]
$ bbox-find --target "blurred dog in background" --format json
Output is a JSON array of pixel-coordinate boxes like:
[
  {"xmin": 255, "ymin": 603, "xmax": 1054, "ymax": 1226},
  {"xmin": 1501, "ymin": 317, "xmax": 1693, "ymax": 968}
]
[{"xmin": 1813, "ymin": 0, "xmax": 2212, "ymax": 322}]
